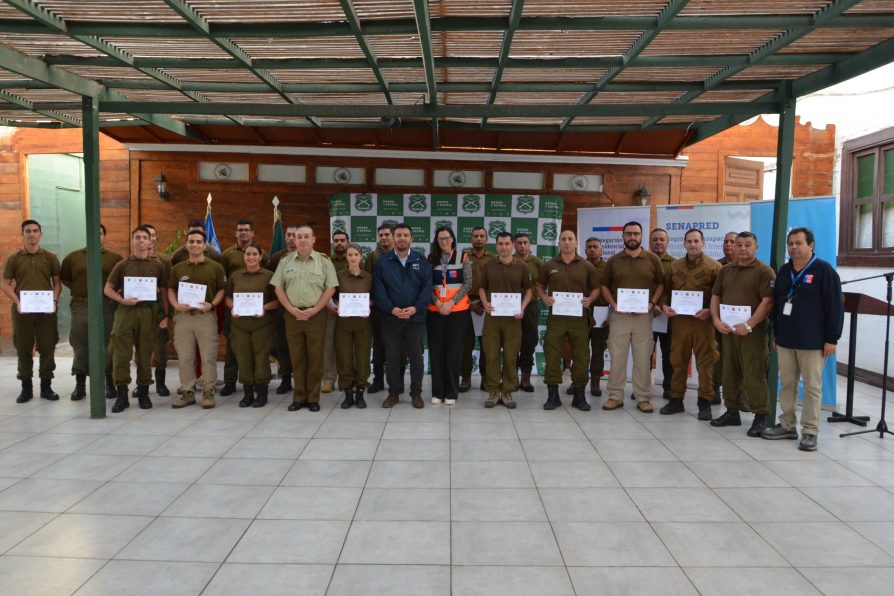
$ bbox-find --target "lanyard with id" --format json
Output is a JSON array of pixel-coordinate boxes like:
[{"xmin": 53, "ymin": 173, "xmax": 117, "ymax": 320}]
[
  {"xmin": 440, "ymin": 250, "xmax": 454, "ymax": 299},
  {"xmin": 783, "ymin": 256, "xmax": 816, "ymax": 316}
]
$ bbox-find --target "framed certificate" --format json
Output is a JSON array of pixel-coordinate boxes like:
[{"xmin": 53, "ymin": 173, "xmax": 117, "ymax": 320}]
[
  {"xmin": 177, "ymin": 282, "xmax": 207, "ymax": 308},
  {"xmin": 123, "ymin": 276, "xmax": 157, "ymax": 301},
  {"xmin": 233, "ymin": 292, "xmax": 264, "ymax": 317},
  {"xmin": 552, "ymin": 291, "xmax": 583, "ymax": 317},
  {"xmin": 617, "ymin": 288, "xmax": 649, "ymax": 313},
  {"xmin": 720, "ymin": 304, "xmax": 752, "ymax": 328},
  {"xmin": 490, "ymin": 292, "xmax": 521, "ymax": 317},
  {"xmin": 19, "ymin": 290, "xmax": 54, "ymax": 313},
  {"xmin": 671, "ymin": 290, "xmax": 703, "ymax": 316},
  {"xmin": 338, "ymin": 293, "xmax": 370, "ymax": 317}
]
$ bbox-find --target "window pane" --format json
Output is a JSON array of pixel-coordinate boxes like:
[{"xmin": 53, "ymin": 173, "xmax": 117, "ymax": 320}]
[
  {"xmin": 884, "ymin": 201, "xmax": 894, "ymax": 247},
  {"xmin": 857, "ymin": 153, "xmax": 876, "ymax": 199},
  {"xmin": 855, "ymin": 203, "xmax": 873, "ymax": 248},
  {"xmin": 885, "ymin": 149, "xmax": 894, "ymax": 195}
]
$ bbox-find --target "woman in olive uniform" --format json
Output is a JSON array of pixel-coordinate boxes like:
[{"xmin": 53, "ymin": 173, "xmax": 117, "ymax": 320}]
[
  {"xmin": 226, "ymin": 243, "xmax": 279, "ymax": 408},
  {"xmin": 331, "ymin": 244, "xmax": 373, "ymax": 409}
]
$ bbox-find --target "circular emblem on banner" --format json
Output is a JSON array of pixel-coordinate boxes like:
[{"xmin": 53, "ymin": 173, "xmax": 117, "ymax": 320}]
[
  {"xmin": 382, "ymin": 219, "xmax": 400, "ymax": 228},
  {"xmin": 411, "ymin": 246, "xmax": 426, "ymax": 256},
  {"xmin": 541, "ymin": 222, "xmax": 558, "ymax": 242},
  {"xmin": 360, "ymin": 245, "xmax": 372, "ymax": 259},
  {"xmin": 461, "ymin": 195, "xmax": 481, "ymax": 213},
  {"xmin": 407, "ymin": 194, "xmax": 427, "ymax": 213},
  {"xmin": 354, "ymin": 193, "xmax": 373, "ymax": 212},
  {"xmin": 516, "ymin": 195, "xmax": 535, "ymax": 214},
  {"xmin": 331, "ymin": 219, "xmax": 348, "ymax": 235},
  {"xmin": 333, "ymin": 167, "xmax": 352, "ymax": 184},
  {"xmin": 435, "ymin": 220, "xmax": 453, "ymax": 230},
  {"xmin": 488, "ymin": 220, "xmax": 508, "ymax": 238}
]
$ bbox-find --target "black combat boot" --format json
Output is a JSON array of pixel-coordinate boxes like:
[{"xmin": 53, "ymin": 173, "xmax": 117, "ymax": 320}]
[
  {"xmin": 71, "ymin": 374, "xmax": 87, "ymax": 401},
  {"xmin": 16, "ymin": 378, "xmax": 33, "ymax": 403},
  {"xmin": 543, "ymin": 385, "xmax": 562, "ymax": 410},
  {"xmin": 572, "ymin": 387, "xmax": 591, "ymax": 411},
  {"xmin": 105, "ymin": 375, "xmax": 116, "ymax": 399},
  {"xmin": 354, "ymin": 387, "xmax": 366, "ymax": 409},
  {"xmin": 252, "ymin": 384, "xmax": 268, "ymax": 408},
  {"xmin": 111, "ymin": 385, "xmax": 129, "ymax": 413},
  {"xmin": 154, "ymin": 369, "xmax": 170, "ymax": 397},
  {"xmin": 136, "ymin": 385, "xmax": 152, "ymax": 409},
  {"xmin": 239, "ymin": 384, "xmax": 255, "ymax": 408},
  {"xmin": 275, "ymin": 374, "xmax": 292, "ymax": 395},
  {"xmin": 341, "ymin": 388, "xmax": 355, "ymax": 409},
  {"xmin": 40, "ymin": 378, "xmax": 59, "ymax": 401},
  {"xmin": 220, "ymin": 382, "xmax": 237, "ymax": 396}
]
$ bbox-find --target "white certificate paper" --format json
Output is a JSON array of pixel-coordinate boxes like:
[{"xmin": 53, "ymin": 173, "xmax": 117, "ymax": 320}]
[
  {"xmin": 123, "ymin": 276, "xmax": 156, "ymax": 301},
  {"xmin": 491, "ymin": 292, "xmax": 521, "ymax": 317},
  {"xmin": 19, "ymin": 290, "xmax": 54, "ymax": 313},
  {"xmin": 593, "ymin": 306, "xmax": 609, "ymax": 328},
  {"xmin": 671, "ymin": 290, "xmax": 704, "ymax": 316},
  {"xmin": 552, "ymin": 291, "xmax": 583, "ymax": 317},
  {"xmin": 338, "ymin": 293, "xmax": 370, "ymax": 317},
  {"xmin": 616, "ymin": 288, "xmax": 650, "ymax": 313},
  {"xmin": 177, "ymin": 282, "xmax": 207, "ymax": 308},
  {"xmin": 233, "ymin": 292, "xmax": 264, "ymax": 317},
  {"xmin": 720, "ymin": 304, "xmax": 752, "ymax": 328}
]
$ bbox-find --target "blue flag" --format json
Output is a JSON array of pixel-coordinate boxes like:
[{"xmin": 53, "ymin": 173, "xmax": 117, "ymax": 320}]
[{"xmin": 204, "ymin": 196, "xmax": 221, "ymax": 254}]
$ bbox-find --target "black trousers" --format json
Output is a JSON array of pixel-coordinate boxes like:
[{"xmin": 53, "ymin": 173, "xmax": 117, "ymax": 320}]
[
  {"xmin": 382, "ymin": 318, "xmax": 426, "ymax": 395},
  {"xmin": 653, "ymin": 326, "xmax": 672, "ymax": 392},
  {"xmin": 517, "ymin": 301, "xmax": 540, "ymax": 372},
  {"xmin": 428, "ymin": 309, "xmax": 469, "ymax": 400}
]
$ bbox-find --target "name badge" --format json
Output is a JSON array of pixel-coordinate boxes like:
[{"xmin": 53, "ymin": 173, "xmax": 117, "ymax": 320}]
[
  {"xmin": 440, "ymin": 286, "xmax": 448, "ymax": 299},
  {"xmin": 782, "ymin": 301, "xmax": 793, "ymax": 316}
]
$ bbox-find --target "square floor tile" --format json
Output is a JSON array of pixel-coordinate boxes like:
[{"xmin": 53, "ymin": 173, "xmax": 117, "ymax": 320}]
[
  {"xmin": 77, "ymin": 434, "xmax": 169, "ymax": 456},
  {"xmin": 521, "ymin": 439, "xmax": 601, "ymax": 461},
  {"xmin": 763, "ymin": 460, "xmax": 875, "ymax": 487},
  {"xmin": 74, "ymin": 560, "xmax": 218, "ymax": 596},
  {"xmin": 163, "ymin": 484, "xmax": 274, "ymax": 519},
  {"xmin": 114, "ymin": 456, "xmax": 215, "ymax": 484},
  {"xmin": 452, "ymin": 566, "xmax": 574, "ymax": 596},
  {"xmin": 6, "ymin": 433, "xmax": 100, "ymax": 455},
  {"xmin": 752, "ymin": 521, "xmax": 894, "ymax": 566},
  {"xmin": 841, "ymin": 460, "xmax": 894, "ymax": 486},
  {"xmin": 529, "ymin": 461, "xmax": 619, "ymax": 488},
  {"xmin": 0, "ymin": 478, "xmax": 101, "ymax": 513},
  {"xmin": 0, "ymin": 555, "xmax": 105, "ymax": 596},
  {"xmin": 223, "ymin": 437, "xmax": 308, "ymax": 459},
  {"xmin": 651, "ymin": 522, "xmax": 788, "ymax": 567},
  {"xmin": 452, "ymin": 489, "xmax": 546, "ymax": 522},
  {"xmin": 849, "ymin": 522, "xmax": 894, "ymax": 557},
  {"xmin": 730, "ymin": 439, "xmax": 826, "ymax": 461},
  {"xmin": 569, "ymin": 567, "xmax": 698, "ymax": 596},
  {"xmin": 299, "ymin": 439, "xmax": 379, "ymax": 460},
  {"xmin": 340, "ymin": 521, "xmax": 450, "ymax": 564},
  {"xmin": 514, "ymin": 423, "xmax": 587, "ymax": 441},
  {"xmin": 69, "ymin": 481, "xmax": 188, "ymax": 516},
  {"xmin": 627, "ymin": 488, "xmax": 740, "ymax": 522},
  {"xmin": 355, "ymin": 488, "xmax": 450, "ymax": 521},
  {"xmin": 197, "ymin": 458, "xmax": 292, "ymax": 486},
  {"xmin": 798, "ymin": 566, "xmax": 894, "ymax": 595},
  {"xmin": 203, "ymin": 563, "xmax": 332, "ymax": 596},
  {"xmin": 117, "ymin": 516, "xmax": 250, "ymax": 563},
  {"xmin": 660, "ymin": 439, "xmax": 752, "ymax": 461},
  {"xmin": 0, "ymin": 510, "xmax": 55, "ymax": 553},
  {"xmin": 578, "ymin": 421, "xmax": 655, "ymax": 441},
  {"xmin": 0, "ymin": 433, "xmax": 32, "ymax": 450},
  {"xmin": 452, "ymin": 521, "xmax": 563, "ymax": 566},
  {"xmin": 245, "ymin": 417, "xmax": 322, "ymax": 438},
  {"xmin": 10, "ymin": 513, "xmax": 151, "ymax": 558},
  {"xmin": 452, "ymin": 461, "xmax": 534, "ymax": 489},
  {"xmin": 683, "ymin": 567, "xmax": 820, "ymax": 596},
  {"xmin": 714, "ymin": 488, "xmax": 836, "ymax": 522},
  {"xmin": 539, "ymin": 488, "xmax": 643, "ymax": 522},
  {"xmin": 280, "ymin": 460, "xmax": 371, "ymax": 487},
  {"xmin": 366, "ymin": 460, "xmax": 450, "ymax": 489},
  {"xmin": 382, "ymin": 422, "xmax": 449, "ymax": 440},
  {"xmin": 552, "ymin": 521, "xmax": 675, "ymax": 567},
  {"xmin": 592, "ymin": 439, "xmax": 677, "ymax": 462},
  {"xmin": 150, "ymin": 435, "xmax": 239, "ymax": 458},
  {"xmin": 32, "ymin": 453, "xmax": 140, "ymax": 482},
  {"xmin": 177, "ymin": 417, "xmax": 258, "ymax": 438},
  {"xmin": 452, "ymin": 439, "xmax": 525, "ymax": 461},
  {"xmin": 327, "ymin": 564, "xmax": 449, "ymax": 596},
  {"xmin": 451, "ymin": 422, "xmax": 518, "ymax": 440},
  {"xmin": 684, "ymin": 461, "xmax": 790, "ymax": 488},
  {"xmin": 375, "ymin": 439, "xmax": 450, "ymax": 461},
  {"xmin": 228, "ymin": 520, "xmax": 349, "ymax": 564},
  {"xmin": 315, "ymin": 421, "xmax": 385, "ymax": 439},
  {"xmin": 801, "ymin": 486, "xmax": 894, "ymax": 521},
  {"xmin": 258, "ymin": 486, "xmax": 362, "ymax": 521},
  {"xmin": 607, "ymin": 462, "xmax": 705, "ymax": 488},
  {"xmin": 0, "ymin": 452, "xmax": 64, "ymax": 478}
]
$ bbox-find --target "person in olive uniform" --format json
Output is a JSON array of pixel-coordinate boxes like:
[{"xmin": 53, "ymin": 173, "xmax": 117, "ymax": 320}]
[
  {"xmin": 171, "ymin": 219, "xmax": 222, "ymax": 266},
  {"xmin": 226, "ymin": 242, "xmax": 279, "ymax": 408},
  {"xmin": 459, "ymin": 226, "xmax": 495, "ymax": 392},
  {"xmin": 649, "ymin": 228, "xmax": 675, "ymax": 400},
  {"xmin": 365, "ymin": 223, "xmax": 395, "ymax": 394},
  {"xmin": 660, "ymin": 229, "xmax": 721, "ymax": 420},
  {"xmin": 103, "ymin": 226, "xmax": 169, "ymax": 412},
  {"xmin": 269, "ymin": 224, "xmax": 299, "ymax": 395},
  {"xmin": 514, "ymin": 233, "xmax": 542, "ymax": 393},
  {"xmin": 2, "ymin": 220, "xmax": 62, "ymax": 403},
  {"xmin": 60, "ymin": 223, "xmax": 123, "ymax": 400},
  {"xmin": 143, "ymin": 223, "xmax": 172, "ymax": 397},
  {"xmin": 600, "ymin": 221, "xmax": 665, "ymax": 413},
  {"xmin": 168, "ymin": 230, "xmax": 226, "ymax": 410},
  {"xmin": 713, "ymin": 230, "xmax": 738, "ymax": 406},
  {"xmin": 581, "ymin": 237, "xmax": 608, "ymax": 398},
  {"xmin": 322, "ymin": 230, "xmax": 349, "ymax": 394},
  {"xmin": 331, "ymin": 243, "xmax": 373, "ymax": 409},
  {"xmin": 535, "ymin": 228, "xmax": 601, "ymax": 411},
  {"xmin": 220, "ymin": 219, "xmax": 269, "ymax": 397},
  {"xmin": 272, "ymin": 224, "xmax": 338, "ymax": 412},
  {"xmin": 479, "ymin": 232, "xmax": 533, "ymax": 408},
  {"xmin": 710, "ymin": 231, "xmax": 776, "ymax": 437}
]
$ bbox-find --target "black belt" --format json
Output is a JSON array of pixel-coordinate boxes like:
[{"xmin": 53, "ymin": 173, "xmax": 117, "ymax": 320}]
[{"xmin": 133, "ymin": 301, "xmax": 157, "ymax": 309}]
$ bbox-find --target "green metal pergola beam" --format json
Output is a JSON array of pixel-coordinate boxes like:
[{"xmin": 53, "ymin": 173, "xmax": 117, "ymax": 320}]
[
  {"xmin": 0, "ymin": 90, "xmax": 80, "ymax": 125},
  {"xmin": 562, "ymin": 0, "xmax": 691, "ymax": 130},
  {"xmin": 413, "ymin": 0, "xmax": 439, "ymax": 147},
  {"xmin": 340, "ymin": 0, "xmax": 393, "ymax": 105},
  {"xmin": 481, "ymin": 0, "xmax": 525, "ymax": 128}
]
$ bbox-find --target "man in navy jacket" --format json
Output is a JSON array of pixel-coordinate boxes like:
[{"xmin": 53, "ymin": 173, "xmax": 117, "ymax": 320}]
[
  {"xmin": 374, "ymin": 223, "xmax": 433, "ymax": 408},
  {"xmin": 763, "ymin": 227, "xmax": 843, "ymax": 451}
]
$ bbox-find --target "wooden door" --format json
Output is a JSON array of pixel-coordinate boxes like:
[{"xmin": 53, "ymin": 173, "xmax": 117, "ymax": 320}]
[{"xmin": 723, "ymin": 156, "xmax": 764, "ymax": 201}]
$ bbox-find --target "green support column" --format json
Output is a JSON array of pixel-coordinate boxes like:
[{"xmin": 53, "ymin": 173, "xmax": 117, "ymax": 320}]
[
  {"xmin": 82, "ymin": 95, "xmax": 106, "ymax": 418},
  {"xmin": 767, "ymin": 89, "xmax": 797, "ymax": 426}
]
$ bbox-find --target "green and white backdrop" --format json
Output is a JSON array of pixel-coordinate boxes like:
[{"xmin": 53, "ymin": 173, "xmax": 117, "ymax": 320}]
[{"xmin": 329, "ymin": 193, "xmax": 564, "ymax": 375}]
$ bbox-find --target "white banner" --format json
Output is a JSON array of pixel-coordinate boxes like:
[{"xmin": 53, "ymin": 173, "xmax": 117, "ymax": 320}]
[
  {"xmin": 577, "ymin": 206, "xmax": 651, "ymax": 259},
  {"xmin": 656, "ymin": 203, "xmax": 750, "ymax": 260}
]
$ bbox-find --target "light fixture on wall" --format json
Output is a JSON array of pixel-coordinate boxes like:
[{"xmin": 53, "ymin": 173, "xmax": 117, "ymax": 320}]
[
  {"xmin": 635, "ymin": 184, "xmax": 650, "ymax": 206},
  {"xmin": 155, "ymin": 172, "xmax": 169, "ymax": 200}
]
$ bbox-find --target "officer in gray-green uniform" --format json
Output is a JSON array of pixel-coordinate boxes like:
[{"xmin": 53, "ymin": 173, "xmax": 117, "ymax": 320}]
[
  {"xmin": 514, "ymin": 233, "xmax": 542, "ymax": 393},
  {"xmin": 269, "ymin": 224, "xmax": 299, "ymax": 395},
  {"xmin": 60, "ymin": 223, "xmax": 123, "ymax": 400},
  {"xmin": 332, "ymin": 243, "xmax": 373, "ymax": 409},
  {"xmin": 220, "ymin": 219, "xmax": 269, "ymax": 397},
  {"xmin": 2, "ymin": 219, "xmax": 62, "ymax": 403},
  {"xmin": 104, "ymin": 225, "xmax": 169, "ymax": 413},
  {"xmin": 227, "ymin": 242, "xmax": 278, "ymax": 408},
  {"xmin": 144, "ymin": 223, "xmax": 172, "ymax": 397}
]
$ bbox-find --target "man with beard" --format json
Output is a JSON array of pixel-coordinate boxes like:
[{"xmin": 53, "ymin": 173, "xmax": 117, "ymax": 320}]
[
  {"xmin": 322, "ymin": 230, "xmax": 349, "ymax": 394},
  {"xmin": 365, "ymin": 223, "xmax": 395, "ymax": 393},
  {"xmin": 459, "ymin": 226, "xmax": 495, "ymax": 392},
  {"xmin": 270, "ymin": 224, "xmax": 299, "ymax": 394},
  {"xmin": 601, "ymin": 221, "xmax": 665, "ymax": 413},
  {"xmin": 514, "ymin": 233, "xmax": 542, "ymax": 392}
]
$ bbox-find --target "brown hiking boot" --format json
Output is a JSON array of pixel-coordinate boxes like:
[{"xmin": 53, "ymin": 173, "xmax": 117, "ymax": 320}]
[
  {"xmin": 382, "ymin": 393, "xmax": 399, "ymax": 408},
  {"xmin": 201, "ymin": 393, "xmax": 216, "ymax": 409},
  {"xmin": 502, "ymin": 392, "xmax": 516, "ymax": 409},
  {"xmin": 411, "ymin": 392, "xmax": 424, "ymax": 409},
  {"xmin": 602, "ymin": 398, "xmax": 624, "ymax": 411},
  {"xmin": 485, "ymin": 392, "xmax": 500, "ymax": 408},
  {"xmin": 518, "ymin": 371, "xmax": 534, "ymax": 393},
  {"xmin": 171, "ymin": 391, "xmax": 196, "ymax": 409}
]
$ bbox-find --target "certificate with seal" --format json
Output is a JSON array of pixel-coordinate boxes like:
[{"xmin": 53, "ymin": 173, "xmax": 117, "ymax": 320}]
[
  {"xmin": 233, "ymin": 292, "xmax": 264, "ymax": 317},
  {"xmin": 491, "ymin": 292, "xmax": 521, "ymax": 317},
  {"xmin": 177, "ymin": 282, "xmax": 207, "ymax": 309},
  {"xmin": 552, "ymin": 292, "xmax": 583, "ymax": 317},
  {"xmin": 123, "ymin": 276, "xmax": 156, "ymax": 301},
  {"xmin": 19, "ymin": 290, "xmax": 54, "ymax": 313},
  {"xmin": 338, "ymin": 293, "xmax": 370, "ymax": 317},
  {"xmin": 671, "ymin": 290, "xmax": 703, "ymax": 316},
  {"xmin": 616, "ymin": 288, "xmax": 650, "ymax": 313},
  {"xmin": 720, "ymin": 304, "xmax": 751, "ymax": 328}
]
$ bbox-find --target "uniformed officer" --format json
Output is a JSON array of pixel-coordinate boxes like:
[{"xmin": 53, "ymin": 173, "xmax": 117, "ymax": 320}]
[
  {"xmin": 2, "ymin": 220, "xmax": 62, "ymax": 403},
  {"xmin": 660, "ymin": 229, "xmax": 721, "ymax": 420},
  {"xmin": 713, "ymin": 230, "xmax": 739, "ymax": 406},
  {"xmin": 459, "ymin": 226, "xmax": 495, "ymax": 392},
  {"xmin": 143, "ymin": 223, "xmax": 172, "ymax": 397},
  {"xmin": 269, "ymin": 224, "xmax": 299, "ymax": 395},
  {"xmin": 710, "ymin": 231, "xmax": 776, "ymax": 437},
  {"xmin": 272, "ymin": 224, "xmax": 338, "ymax": 412},
  {"xmin": 649, "ymin": 228, "xmax": 675, "ymax": 400},
  {"xmin": 479, "ymin": 232, "xmax": 533, "ymax": 408},
  {"xmin": 535, "ymin": 228, "xmax": 600, "ymax": 411},
  {"xmin": 60, "ymin": 223, "xmax": 123, "ymax": 400},
  {"xmin": 220, "ymin": 219, "xmax": 269, "ymax": 397},
  {"xmin": 171, "ymin": 219, "xmax": 222, "ymax": 266},
  {"xmin": 226, "ymin": 242, "xmax": 278, "ymax": 408},
  {"xmin": 365, "ymin": 223, "xmax": 394, "ymax": 394},
  {"xmin": 583, "ymin": 237, "xmax": 608, "ymax": 398},
  {"xmin": 103, "ymin": 226, "xmax": 169, "ymax": 412},
  {"xmin": 322, "ymin": 230, "xmax": 349, "ymax": 394},
  {"xmin": 600, "ymin": 221, "xmax": 665, "ymax": 413},
  {"xmin": 514, "ymin": 233, "xmax": 542, "ymax": 392},
  {"xmin": 332, "ymin": 243, "xmax": 373, "ymax": 409}
]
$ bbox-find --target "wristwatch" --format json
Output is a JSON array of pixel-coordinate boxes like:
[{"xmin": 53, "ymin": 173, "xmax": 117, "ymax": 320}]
[{"xmin": 744, "ymin": 322, "xmax": 753, "ymax": 333}]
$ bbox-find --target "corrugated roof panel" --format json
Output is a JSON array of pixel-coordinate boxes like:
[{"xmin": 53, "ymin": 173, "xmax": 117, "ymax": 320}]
[
  {"xmin": 680, "ymin": 0, "xmax": 829, "ymax": 16},
  {"xmin": 381, "ymin": 67, "xmax": 447, "ymax": 83},
  {"xmin": 190, "ymin": 0, "xmax": 346, "ymax": 22},
  {"xmin": 437, "ymin": 0, "xmax": 512, "ymax": 17},
  {"xmin": 510, "ymin": 31, "xmax": 640, "ymax": 58},
  {"xmin": 102, "ymin": 37, "xmax": 234, "ymax": 59},
  {"xmin": 658, "ymin": 114, "xmax": 719, "ymax": 124},
  {"xmin": 269, "ymin": 68, "xmax": 380, "ymax": 84},
  {"xmin": 59, "ymin": 66, "xmax": 157, "ymax": 81},
  {"xmin": 571, "ymin": 116, "xmax": 647, "ymax": 125},
  {"xmin": 782, "ymin": 28, "xmax": 894, "ymax": 54},
  {"xmin": 487, "ymin": 116, "xmax": 564, "ymax": 125},
  {"xmin": 847, "ymin": 0, "xmax": 894, "ymax": 13},
  {"xmin": 36, "ymin": 0, "xmax": 185, "ymax": 22},
  {"xmin": 614, "ymin": 67, "xmax": 720, "ymax": 82},
  {"xmin": 643, "ymin": 29, "xmax": 786, "ymax": 56},
  {"xmin": 693, "ymin": 89, "xmax": 774, "ymax": 103},
  {"xmin": 443, "ymin": 92, "xmax": 491, "ymax": 104},
  {"xmin": 231, "ymin": 37, "xmax": 365, "ymax": 59},
  {"xmin": 590, "ymin": 91, "xmax": 684, "ymax": 104},
  {"xmin": 161, "ymin": 69, "xmax": 274, "ymax": 83},
  {"xmin": 368, "ymin": 33, "xmax": 447, "ymax": 59},
  {"xmin": 727, "ymin": 64, "xmax": 829, "ymax": 80},
  {"xmin": 443, "ymin": 68, "xmax": 496, "ymax": 82},
  {"xmin": 443, "ymin": 31, "xmax": 505, "ymax": 58},
  {"xmin": 494, "ymin": 92, "xmax": 585, "ymax": 105},
  {"xmin": 296, "ymin": 92, "xmax": 388, "ymax": 105},
  {"xmin": 1, "ymin": 34, "xmax": 104, "ymax": 57},
  {"xmin": 523, "ymin": 0, "xmax": 668, "ymax": 17},
  {"xmin": 114, "ymin": 89, "xmax": 198, "ymax": 102},
  {"xmin": 353, "ymin": 0, "xmax": 422, "ymax": 20},
  {"xmin": 500, "ymin": 68, "xmax": 607, "ymax": 83},
  {"xmin": 198, "ymin": 92, "xmax": 290, "ymax": 104}
]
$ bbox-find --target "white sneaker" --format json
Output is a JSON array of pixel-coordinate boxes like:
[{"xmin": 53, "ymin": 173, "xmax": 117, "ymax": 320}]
[
  {"xmin": 445, "ymin": 398, "xmax": 456, "ymax": 405},
  {"xmin": 431, "ymin": 397, "xmax": 444, "ymax": 405}
]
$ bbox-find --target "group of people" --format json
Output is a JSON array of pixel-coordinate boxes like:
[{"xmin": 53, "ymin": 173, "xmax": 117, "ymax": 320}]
[{"xmin": 2, "ymin": 216, "xmax": 843, "ymax": 451}]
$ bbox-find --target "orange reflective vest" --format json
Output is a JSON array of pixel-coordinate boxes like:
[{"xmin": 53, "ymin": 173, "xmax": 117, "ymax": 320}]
[{"xmin": 429, "ymin": 250, "xmax": 469, "ymax": 312}]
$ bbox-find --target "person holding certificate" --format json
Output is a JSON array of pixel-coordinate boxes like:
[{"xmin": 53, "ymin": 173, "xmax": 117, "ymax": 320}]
[
  {"xmin": 226, "ymin": 243, "xmax": 278, "ymax": 408},
  {"xmin": 659, "ymin": 229, "xmax": 721, "ymax": 420},
  {"xmin": 535, "ymin": 228, "xmax": 601, "ymax": 411},
  {"xmin": 600, "ymin": 221, "xmax": 665, "ymax": 413},
  {"xmin": 709, "ymin": 231, "xmax": 776, "ymax": 437},
  {"xmin": 479, "ymin": 232, "xmax": 533, "ymax": 408},
  {"xmin": 332, "ymin": 243, "xmax": 373, "ymax": 409},
  {"xmin": 1, "ymin": 219, "xmax": 62, "ymax": 403},
  {"xmin": 103, "ymin": 226, "xmax": 170, "ymax": 412},
  {"xmin": 167, "ymin": 229, "xmax": 226, "ymax": 410},
  {"xmin": 426, "ymin": 226, "xmax": 472, "ymax": 405}
]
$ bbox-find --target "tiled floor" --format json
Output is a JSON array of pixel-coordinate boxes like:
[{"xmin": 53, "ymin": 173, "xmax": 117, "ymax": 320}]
[{"xmin": 0, "ymin": 357, "xmax": 893, "ymax": 595}]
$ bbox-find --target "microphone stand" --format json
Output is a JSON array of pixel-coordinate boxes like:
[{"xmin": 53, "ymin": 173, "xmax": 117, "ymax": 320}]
[{"xmin": 840, "ymin": 272, "xmax": 894, "ymax": 439}]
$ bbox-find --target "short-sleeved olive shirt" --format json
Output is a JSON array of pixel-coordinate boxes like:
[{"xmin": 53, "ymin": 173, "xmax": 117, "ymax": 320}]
[
  {"xmin": 519, "ymin": 254, "xmax": 543, "ymax": 285},
  {"xmin": 465, "ymin": 250, "xmax": 496, "ymax": 297},
  {"xmin": 170, "ymin": 258, "xmax": 226, "ymax": 303},
  {"xmin": 601, "ymin": 249, "xmax": 664, "ymax": 302},
  {"xmin": 171, "ymin": 245, "xmax": 221, "ymax": 266},
  {"xmin": 479, "ymin": 257, "xmax": 533, "ymax": 299},
  {"xmin": 537, "ymin": 254, "xmax": 600, "ymax": 294},
  {"xmin": 60, "ymin": 248, "xmax": 123, "ymax": 298},
  {"xmin": 106, "ymin": 256, "xmax": 167, "ymax": 299},
  {"xmin": 666, "ymin": 253, "xmax": 722, "ymax": 309},
  {"xmin": 3, "ymin": 248, "xmax": 61, "ymax": 294},
  {"xmin": 363, "ymin": 248, "xmax": 385, "ymax": 276},
  {"xmin": 711, "ymin": 258, "xmax": 776, "ymax": 310},
  {"xmin": 221, "ymin": 244, "xmax": 270, "ymax": 277},
  {"xmin": 227, "ymin": 268, "xmax": 275, "ymax": 329},
  {"xmin": 336, "ymin": 269, "xmax": 373, "ymax": 295},
  {"xmin": 331, "ymin": 255, "xmax": 349, "ymax": 273},
  {"xmin": 587, "ymin": 257, "xmax": 608, "ymax": 306},
  {"xmin": 271, "ymin": 250, "xmax": 338, "ymax": 308},
  {"xmin": 269, "ymin": 248, "xmax": 291, "ymax": 274}
]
